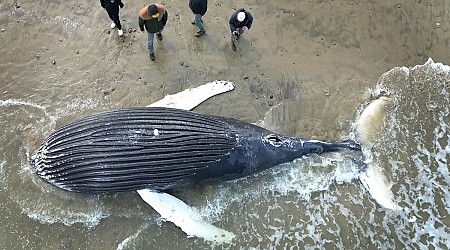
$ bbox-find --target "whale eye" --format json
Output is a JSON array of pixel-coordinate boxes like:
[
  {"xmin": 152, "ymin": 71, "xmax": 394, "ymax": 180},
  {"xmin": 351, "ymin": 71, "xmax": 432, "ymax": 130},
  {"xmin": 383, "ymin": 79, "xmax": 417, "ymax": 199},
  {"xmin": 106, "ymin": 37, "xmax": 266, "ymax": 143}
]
[{"xmin": 264, "ymin": 134, "xmax": 284, "ymax": 147}]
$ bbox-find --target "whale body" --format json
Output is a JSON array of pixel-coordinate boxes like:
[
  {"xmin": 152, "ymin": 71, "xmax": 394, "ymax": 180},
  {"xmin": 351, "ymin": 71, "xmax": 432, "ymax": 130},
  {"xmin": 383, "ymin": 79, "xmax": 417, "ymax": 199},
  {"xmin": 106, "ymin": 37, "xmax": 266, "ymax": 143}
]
[{"xmin": 31, "ymin": 107, "xmax": 360, "ymax": 193}]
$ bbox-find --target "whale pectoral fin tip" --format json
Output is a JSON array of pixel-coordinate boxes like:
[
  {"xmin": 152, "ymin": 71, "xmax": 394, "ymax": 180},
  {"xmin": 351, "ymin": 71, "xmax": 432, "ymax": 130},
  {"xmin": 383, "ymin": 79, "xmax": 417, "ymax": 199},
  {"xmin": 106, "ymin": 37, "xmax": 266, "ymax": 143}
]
[
  {"xmin": 358, "ymin": 166, "xmax": 403, "ymax": 211},
  {"xmin": 137, "ymin": 189, "xmax": 235, "ymax": 244},
  {"xmin": 148, "ymin": 81, "xmax": 235, "ymax": 110}
]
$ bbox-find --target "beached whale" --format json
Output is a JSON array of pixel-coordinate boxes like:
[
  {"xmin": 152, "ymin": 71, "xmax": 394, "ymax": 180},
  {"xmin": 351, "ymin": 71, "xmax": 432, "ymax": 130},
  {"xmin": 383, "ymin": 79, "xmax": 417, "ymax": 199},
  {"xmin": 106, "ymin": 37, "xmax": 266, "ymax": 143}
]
[
  {"xmin": 29, "ymin": 81, "xmax": 401, "ymax": 243},
  {"xmin": 31, "ymin": 106, "xmax": 361, "ymax": 193}
]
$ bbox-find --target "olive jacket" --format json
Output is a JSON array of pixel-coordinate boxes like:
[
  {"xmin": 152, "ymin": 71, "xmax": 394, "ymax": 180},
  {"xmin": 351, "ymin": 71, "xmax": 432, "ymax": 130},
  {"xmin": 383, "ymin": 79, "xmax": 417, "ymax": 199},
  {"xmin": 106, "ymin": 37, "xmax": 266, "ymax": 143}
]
[{"xmin": 138, "ymin": 4, "xmax": 168, "ymax": 33}]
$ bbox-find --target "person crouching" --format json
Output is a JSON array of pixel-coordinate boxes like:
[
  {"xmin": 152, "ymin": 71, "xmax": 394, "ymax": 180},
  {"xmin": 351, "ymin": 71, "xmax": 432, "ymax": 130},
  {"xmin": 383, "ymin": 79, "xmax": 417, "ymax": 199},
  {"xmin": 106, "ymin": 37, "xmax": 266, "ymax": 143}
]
[{"xmin": 229, "ymin": 8, "xmax": 253, "ymax": 52}]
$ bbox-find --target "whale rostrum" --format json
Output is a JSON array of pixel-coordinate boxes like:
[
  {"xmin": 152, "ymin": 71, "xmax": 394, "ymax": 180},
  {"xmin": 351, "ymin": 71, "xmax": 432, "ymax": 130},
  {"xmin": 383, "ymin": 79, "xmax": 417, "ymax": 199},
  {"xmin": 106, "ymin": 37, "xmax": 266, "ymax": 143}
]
[{"xmin": 31, "ymin": 107, "xmax": 361, "ymax": 193}]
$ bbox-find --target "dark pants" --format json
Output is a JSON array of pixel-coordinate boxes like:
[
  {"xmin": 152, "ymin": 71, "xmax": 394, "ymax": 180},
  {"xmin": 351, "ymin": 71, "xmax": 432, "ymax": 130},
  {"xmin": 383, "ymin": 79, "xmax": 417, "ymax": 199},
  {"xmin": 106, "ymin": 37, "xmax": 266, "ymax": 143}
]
[
  {"xmin": 106, "ymin": 6, "xmax": 122, "ymax": 30},
  {"xmin": 231, "ymin": 28, "xmax": 244, "ymax": 43}
]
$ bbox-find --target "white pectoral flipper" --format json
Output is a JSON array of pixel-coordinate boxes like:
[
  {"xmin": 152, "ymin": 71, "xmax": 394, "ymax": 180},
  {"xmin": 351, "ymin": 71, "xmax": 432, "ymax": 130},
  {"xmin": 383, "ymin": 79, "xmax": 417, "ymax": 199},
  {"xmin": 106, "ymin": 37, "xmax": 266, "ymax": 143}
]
[
  {"xmin": 137, "ymin": 189, "xmax": 235, "ymax": 244},
  {"xmin": 147, "ymin": 80, "xmax": 234, "ymax": 110}
]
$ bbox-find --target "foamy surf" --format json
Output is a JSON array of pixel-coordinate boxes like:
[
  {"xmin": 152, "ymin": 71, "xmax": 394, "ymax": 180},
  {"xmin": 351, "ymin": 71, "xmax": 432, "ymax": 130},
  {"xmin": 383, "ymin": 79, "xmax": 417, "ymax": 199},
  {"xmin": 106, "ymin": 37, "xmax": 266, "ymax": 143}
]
[
  {"xmin": 116, "ymin": 224, "xmax": 148, "ymax": 250},
  {"xmin": 24, "ymin": 206, "xmax": 107, "ymax": 228},
  {"xmin": 0, "ymin": 160, "xmax": 5, "ymax": 182},
  {"xmin": 0, "ymin": 99, "xmax": 46, "ymax": 110}
]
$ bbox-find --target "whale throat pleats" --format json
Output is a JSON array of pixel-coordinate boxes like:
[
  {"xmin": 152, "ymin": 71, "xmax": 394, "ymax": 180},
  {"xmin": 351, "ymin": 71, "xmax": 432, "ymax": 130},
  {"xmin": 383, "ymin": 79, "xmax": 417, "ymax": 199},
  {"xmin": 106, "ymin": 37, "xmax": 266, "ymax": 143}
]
[{"xmin": 32, "ymin": 108, "xmax": 238, "ymax": 193}]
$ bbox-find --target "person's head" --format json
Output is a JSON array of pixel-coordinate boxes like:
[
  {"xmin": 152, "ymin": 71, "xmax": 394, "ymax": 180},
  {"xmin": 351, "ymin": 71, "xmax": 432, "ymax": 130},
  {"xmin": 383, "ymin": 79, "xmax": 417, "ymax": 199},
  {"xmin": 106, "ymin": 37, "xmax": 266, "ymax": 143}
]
[
  {"xmin": 237, "ymin": 12, "xmax": 246, "ymax": 22},
  {"xmin": 148, "ymin": 4, "xmax": 159, "ymax": 18}
]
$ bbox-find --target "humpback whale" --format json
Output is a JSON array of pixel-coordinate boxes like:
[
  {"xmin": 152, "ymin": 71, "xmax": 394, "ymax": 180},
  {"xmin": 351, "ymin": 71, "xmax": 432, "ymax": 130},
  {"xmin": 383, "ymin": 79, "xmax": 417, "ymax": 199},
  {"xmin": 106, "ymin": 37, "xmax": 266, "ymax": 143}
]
[
  {"xmin": 31, "ymin": 106, "xmax": 360, "ymax": 193},
  {"xmin": 29, "ymin": 80, "xmax": 401, "ymax": 243}
]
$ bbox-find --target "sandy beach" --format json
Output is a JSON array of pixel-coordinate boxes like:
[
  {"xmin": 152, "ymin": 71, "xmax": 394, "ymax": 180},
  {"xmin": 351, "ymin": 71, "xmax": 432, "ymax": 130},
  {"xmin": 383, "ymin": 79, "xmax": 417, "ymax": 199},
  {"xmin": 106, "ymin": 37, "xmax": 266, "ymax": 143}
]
[
  {"xmin": 1, "ymin": 0, "xmax": 450, "ymax": 248},
  {"xmin": 2, "ymin": 0, "xmax": 449, "ymax": 141}
]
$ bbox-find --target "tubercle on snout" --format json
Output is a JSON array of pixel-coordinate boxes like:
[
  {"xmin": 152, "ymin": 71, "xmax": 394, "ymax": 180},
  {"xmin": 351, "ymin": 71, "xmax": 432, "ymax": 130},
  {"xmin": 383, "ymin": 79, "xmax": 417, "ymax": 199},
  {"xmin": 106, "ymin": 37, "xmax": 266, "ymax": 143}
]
[{"xmin": 262, "ymin": 133, "xmax": 301, "ymax": 148}]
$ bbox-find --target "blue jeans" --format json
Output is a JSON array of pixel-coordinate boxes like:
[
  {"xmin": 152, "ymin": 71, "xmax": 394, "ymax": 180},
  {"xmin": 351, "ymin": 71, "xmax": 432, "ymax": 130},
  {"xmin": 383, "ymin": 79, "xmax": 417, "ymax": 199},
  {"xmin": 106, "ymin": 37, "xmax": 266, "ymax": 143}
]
[
  {"xmin": 147, "ymin": 30, "xmax": 162, "ymax": 53},
  {"xmin": 194, "ymin": 14, "xmax": 204, "ymax": 31}
]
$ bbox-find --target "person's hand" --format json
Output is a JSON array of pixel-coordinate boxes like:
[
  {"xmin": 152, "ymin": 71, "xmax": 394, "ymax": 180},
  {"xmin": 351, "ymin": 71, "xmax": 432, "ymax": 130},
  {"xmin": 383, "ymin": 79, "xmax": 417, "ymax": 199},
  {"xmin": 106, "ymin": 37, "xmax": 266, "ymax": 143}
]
[{"xmin": 242, "ymin": 26, "xmax": 248, "ymax": 32}]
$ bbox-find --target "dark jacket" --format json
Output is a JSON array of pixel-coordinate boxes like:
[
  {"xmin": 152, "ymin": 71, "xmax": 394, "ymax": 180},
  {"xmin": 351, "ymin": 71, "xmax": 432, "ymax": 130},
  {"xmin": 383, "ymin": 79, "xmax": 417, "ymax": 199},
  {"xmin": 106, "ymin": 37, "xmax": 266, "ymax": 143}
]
[
  {"xmin": 189, "ymin": 0, "xmax": 207, "ymax": 16},
  {"xmin": 229, "ymin": 8, "xmax": 253, "ymax": 32},
  {"xmin": 138, "ymin": 4, "xmax": 168, "ymax": 33},
  {"xmin": 100, "ymin": 0, "xmax": 123, "ymax": 14}
]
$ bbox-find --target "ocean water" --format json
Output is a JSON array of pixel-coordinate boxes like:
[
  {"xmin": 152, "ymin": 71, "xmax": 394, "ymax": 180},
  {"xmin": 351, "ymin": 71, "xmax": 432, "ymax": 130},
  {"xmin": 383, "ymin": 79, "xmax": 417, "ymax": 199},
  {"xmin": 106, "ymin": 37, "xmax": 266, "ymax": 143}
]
[{"xmin": 1, "ymin": 58, "xmax": 449, "ymax": 249}]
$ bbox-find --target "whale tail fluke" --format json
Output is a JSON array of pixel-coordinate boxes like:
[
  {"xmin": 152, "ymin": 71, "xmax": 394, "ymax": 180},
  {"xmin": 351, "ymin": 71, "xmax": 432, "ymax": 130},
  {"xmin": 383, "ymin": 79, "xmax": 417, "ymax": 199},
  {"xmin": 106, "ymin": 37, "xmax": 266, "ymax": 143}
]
[
  {"xmin": 353, "ymin": 95, "xmax": 403, "ymax": 211},
  {"xmin": 358, "ymin": 162, "xmax": 403, "ymax": 211}
]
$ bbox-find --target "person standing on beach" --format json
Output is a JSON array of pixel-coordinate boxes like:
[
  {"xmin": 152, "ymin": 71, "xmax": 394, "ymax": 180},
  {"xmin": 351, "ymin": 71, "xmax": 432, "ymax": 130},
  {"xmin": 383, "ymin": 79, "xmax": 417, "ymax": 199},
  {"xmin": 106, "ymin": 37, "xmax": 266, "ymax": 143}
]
[
  {"xmin": 229, "ymin": 8, "xmax": 253, "ymax": 51},
  {"xmin": 100, "ymin": 0, "xmax": 124, "ymax": 37},
  {"xmin": 189, "ymin": 0, "xmax": 207, "ymax": 37},
  {"xmin": 139, "ymin": 4, "xmax": 168, "ymax": 61}
]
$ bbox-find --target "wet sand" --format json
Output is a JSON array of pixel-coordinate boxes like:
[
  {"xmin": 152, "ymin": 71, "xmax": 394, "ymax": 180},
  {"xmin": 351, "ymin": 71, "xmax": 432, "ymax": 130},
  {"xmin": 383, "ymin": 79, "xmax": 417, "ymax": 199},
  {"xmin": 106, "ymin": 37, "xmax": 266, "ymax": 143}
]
[{"xmin": 2, "ymin": 0, "xmax": 449, "ymax": 142}]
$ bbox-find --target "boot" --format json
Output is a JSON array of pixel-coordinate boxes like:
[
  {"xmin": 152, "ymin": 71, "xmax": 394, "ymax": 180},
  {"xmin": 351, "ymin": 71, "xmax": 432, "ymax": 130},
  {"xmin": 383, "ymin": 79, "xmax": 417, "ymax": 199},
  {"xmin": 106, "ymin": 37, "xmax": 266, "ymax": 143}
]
[{"xmin": 195, "ymin": 30, "xmax": 206, "ymax": 37}]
